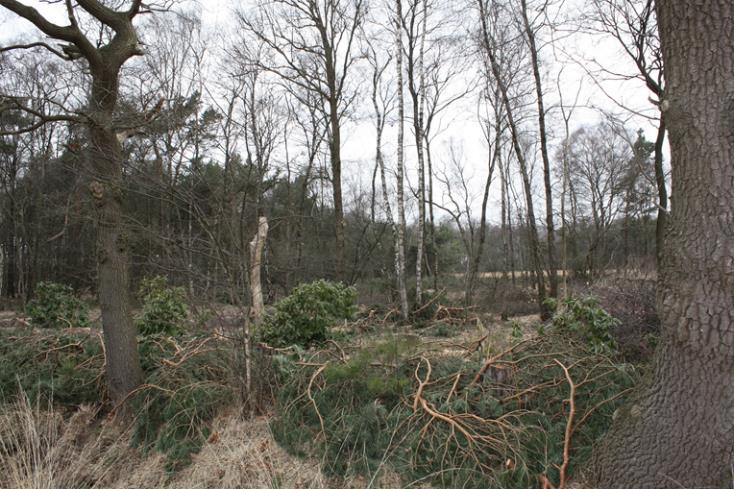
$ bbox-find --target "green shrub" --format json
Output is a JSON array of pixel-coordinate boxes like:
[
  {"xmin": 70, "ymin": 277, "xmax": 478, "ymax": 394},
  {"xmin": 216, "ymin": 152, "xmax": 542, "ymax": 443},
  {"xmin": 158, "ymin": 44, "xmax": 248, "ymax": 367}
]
[
  {"xmin": 551, "ymin": 296, "xmax": 619, "ymax": 354},
  {"xmin": 0, "ymin": 328, "xmax": 102, "ymax": 405},
  {"xmin": 136, "ymin": 276, "xmax": 188, "ymax": 336},
  {"xmin": 262, "ymin": 280, "xmax": 357, "ymax": 347},
  {"xmin": 132, "ymin": 334, "xmax": 235, "ymax": 471},
  {"xmin": 26, "ymin": 282, "xmax": 89, "ymax": 329},
  {"xmin": 0, "ymin": 327, "xmax": 237, "ymax": 472}
]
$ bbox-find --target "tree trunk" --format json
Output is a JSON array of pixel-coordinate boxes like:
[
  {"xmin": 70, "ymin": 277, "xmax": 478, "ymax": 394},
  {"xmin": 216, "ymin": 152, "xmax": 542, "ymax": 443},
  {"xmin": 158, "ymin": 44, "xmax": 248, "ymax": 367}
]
[
  {"xmin": 588, "ymin": 1, "xmax": 734, "ymax": 486},
  {"xmin": 411, "ymin": 0, "xmax": 427, "ymax": 307},
  {"xmin": 425, "ymin": 136, "xmax": 438, "ymax": 290},
  {"xmin": 249, "ymin": 216, "xmax": 268, "ymax": 321},
  {"xmin": 394, "ymin": 0, "xmax": 409, "ymax": 320},
  {"xmin": 88, "ymin": 72, "xmax": 143, "ymax": 409},
  {"xmin": 329, "ymin": 101, "xmax": 346, "ymax": 282},
  {"xmin": 372, "ymin": 56, "xmax": 409, "ymax": 320}
]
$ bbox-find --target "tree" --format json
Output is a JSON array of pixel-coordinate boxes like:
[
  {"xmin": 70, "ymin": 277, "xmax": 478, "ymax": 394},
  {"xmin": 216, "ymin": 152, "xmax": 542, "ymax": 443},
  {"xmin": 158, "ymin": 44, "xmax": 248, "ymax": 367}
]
[
  {"xmin": 476, "ymin": 0, "xmax": 550, "ymax": 319},
  {"xmin": 402, "ymin": 0, "xmax": 428, "ymax": 306},
  {"xmin": 565, "ymin": 120, "xmax": 630, "ymax": 279},
  {"xmin": 239, "ymin": 0, "xmax": 365, "ymax": 281},
  {"xmin": 518, "ymin": 0, "xmax": 558, "ymax": 298},
  {"xmin": 365, "ymin": 37, "xmax": 409, "ymax": 319},
  {"xmin": 394, "ymin": 0, "xmax": 410, "ymax": 319},
  {"xmin": 0, "ymin": 0, "xmax": 150, "ymax": 408},
  {"xmin": 588, "ymin": 1, "xmax": 734, "ymax": 486},
  {"xmin": 585, "ymin": 0, "xmax": 668, "ymax": 268}
]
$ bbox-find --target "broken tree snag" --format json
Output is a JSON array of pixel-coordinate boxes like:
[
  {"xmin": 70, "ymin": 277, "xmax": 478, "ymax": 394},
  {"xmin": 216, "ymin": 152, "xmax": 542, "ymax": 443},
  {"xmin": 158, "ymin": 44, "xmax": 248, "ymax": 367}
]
[{"xmin": 249, "ymin": 216, "xmax": 269, "ymax": 321}]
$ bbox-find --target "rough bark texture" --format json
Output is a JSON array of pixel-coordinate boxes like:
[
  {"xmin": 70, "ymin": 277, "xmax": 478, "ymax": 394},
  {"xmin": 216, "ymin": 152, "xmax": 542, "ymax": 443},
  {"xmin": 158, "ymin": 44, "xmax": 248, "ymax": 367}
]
[
  {"xmin": 588, "ymin": 1, "xmax": 734, "ymax": 486},
  {"xmin": 88, "ymin": 69, "xmax": 143, "ymax": 408}
]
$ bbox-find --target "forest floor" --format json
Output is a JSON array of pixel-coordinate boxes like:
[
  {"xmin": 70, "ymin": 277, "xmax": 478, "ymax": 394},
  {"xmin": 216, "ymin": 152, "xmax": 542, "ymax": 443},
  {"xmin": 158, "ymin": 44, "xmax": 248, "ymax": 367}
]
[
  {"xmin": 0, "ymin": 277, "xmax": 656, "ymax": 488},
  {"xmin": 0, "ymin": 304, "xmax": 533, "ymax": 489}
]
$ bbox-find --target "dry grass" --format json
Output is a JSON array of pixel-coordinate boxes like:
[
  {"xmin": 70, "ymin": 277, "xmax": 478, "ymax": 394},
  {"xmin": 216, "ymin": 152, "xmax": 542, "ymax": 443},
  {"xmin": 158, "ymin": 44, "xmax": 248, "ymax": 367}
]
[{"xmin": 0, "ymin": 394, "xmax": 331, "ymax": 489}]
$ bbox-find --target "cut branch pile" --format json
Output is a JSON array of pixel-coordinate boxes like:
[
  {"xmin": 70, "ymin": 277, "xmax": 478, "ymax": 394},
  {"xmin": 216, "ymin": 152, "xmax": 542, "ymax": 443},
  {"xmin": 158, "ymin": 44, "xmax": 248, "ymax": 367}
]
[{"xmin": 272, "ymin": 332, "xmax": 639, "ymax": 489}]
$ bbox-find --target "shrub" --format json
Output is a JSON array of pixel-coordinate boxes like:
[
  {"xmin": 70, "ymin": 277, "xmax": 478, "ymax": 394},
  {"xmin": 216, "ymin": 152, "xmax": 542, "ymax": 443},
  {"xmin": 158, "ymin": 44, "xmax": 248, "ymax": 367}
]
[
  {"xmin": 262, "ymin": 280, "xmax": 357, "ymax": 347},
  {"xmin": 132, "ymin": 334, "xmax": 236, "ymax": 471},
  {"xmin": 0, "ymin": 328, "xmax": 102, "ymax": 405},
  {"xmin": 26, "ymin": 282, "xmax": 89, "ymax": 329},
  {"xmin": 135, "ymin": 276, "xmax": 188, "ymax": 336},
  {"xmin": 551, "ymin": 296, "xmax": 618, "ymax": 354},
  {"xmin": 0, "ymin": 326, "xmax": 238, "ymax": 472}
]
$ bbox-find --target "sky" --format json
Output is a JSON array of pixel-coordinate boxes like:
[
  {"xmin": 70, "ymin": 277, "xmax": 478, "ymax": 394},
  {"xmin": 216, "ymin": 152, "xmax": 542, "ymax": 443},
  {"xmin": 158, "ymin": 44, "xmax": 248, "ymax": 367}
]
[{"xmin": 0, "ymin": 0, "xmax": 664, "ymax": 225}]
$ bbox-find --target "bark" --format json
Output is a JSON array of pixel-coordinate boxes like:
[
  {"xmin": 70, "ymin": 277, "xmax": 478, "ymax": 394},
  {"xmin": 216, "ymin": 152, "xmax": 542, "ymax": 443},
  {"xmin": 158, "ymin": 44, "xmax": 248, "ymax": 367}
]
[
  {"xmin": 588, "ymin": 1, "xmax": 734, "ymax": 486},
  {"xmin": 466, "ymin": 108, "xmax": 500, "ymax": 307},
  {"xmin": 409, "ymin": 0, "xmax": 427, "ymax": 307},
  {"xmin": 500, "ymin": 152, "xmax": 510, "ymax": 282},
  {"xmin": 395, "ymin": 0, "xmax": 409, "ymax": 319},
  {"xmin": 465, "ymin": 149, "xmax": 496, "ymax": 307},
  {"xmin": 329, "ymin": 98, "xmax": 346, "ymax": 281},
  {"xmin": 88, "ymin": 70, "xmax": 143, "ymax": 408},
  {"xmin": 425, "ymin": 136, "xmax": 438, "ymax": 290}
]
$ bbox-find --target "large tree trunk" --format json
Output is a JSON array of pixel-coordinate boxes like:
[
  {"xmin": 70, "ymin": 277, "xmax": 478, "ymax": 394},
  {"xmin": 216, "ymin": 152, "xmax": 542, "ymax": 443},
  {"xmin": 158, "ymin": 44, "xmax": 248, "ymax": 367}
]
[
  {"xmin": 588, "ymin": 1, "xmax": 734, "ymax": 486},
  {"xmin": 88, "ymin": 72, "xmax": 143, "ymax": 409}
]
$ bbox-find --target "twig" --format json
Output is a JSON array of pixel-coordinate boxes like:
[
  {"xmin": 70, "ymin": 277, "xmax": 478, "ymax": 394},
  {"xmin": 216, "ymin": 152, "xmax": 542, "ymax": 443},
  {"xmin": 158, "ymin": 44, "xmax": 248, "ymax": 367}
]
[
  {"xmin": 382, "ymin": 308, "xmax": 399, "ymax": 323},
  {"xmin": 446, "ymin": 371, "xmax": 462, "ymax": 403},
  {"xmin": 573, "ymin": 387, "xmax": 633, "ymax": 434},
  {"xmin": 160, "ymin": 337, "xmax": 214, "ymax": 368}
]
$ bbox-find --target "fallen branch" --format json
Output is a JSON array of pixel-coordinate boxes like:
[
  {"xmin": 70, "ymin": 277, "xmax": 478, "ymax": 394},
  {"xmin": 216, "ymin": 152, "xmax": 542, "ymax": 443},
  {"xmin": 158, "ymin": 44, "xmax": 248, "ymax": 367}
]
[
  {"xmin": 412, "ymin": 357, "xmax": 432, "ymax": 412},
  {"xmin": 308, "ymin": 364, "xmax": 328, "ymax": 440},
  {"xmin": 554, "ymin": 359, "xmax": 576, "ymax": 489},
  {"xmin": 413, "ymin": 287, "xmax": 446, "ymax": 316}
]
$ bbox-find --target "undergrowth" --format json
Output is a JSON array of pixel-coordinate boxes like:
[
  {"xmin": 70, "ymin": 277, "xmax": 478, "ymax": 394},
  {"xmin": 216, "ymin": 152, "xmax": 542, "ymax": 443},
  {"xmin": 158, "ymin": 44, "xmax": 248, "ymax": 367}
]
[
  {"xmin": 262, "ymin": 280, "xmax": 357, "ymax": 347},
  {"xmin": 272, "ymin": 332, "xmax": 639, "ymax": 488},
  {"xmin": 26, "ymin": 281, "xmax": 89, "ymax": 329},
  {"xmin": 0, "ymin": 328, "xmax": 238, "ymax": 471}
]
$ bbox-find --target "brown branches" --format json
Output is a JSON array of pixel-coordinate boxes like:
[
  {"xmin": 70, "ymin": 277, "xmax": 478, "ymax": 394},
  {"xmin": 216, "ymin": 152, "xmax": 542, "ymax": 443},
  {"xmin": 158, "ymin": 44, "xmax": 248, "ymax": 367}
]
[
  {"xmin": 468, "ymin": 340, "xmax": 526, "ymax": 389},
  {"xmin": 0, "ymin": 42, "xmax": 71, "ymax": 60},
  {"xmin": 412, "ymin": 356, "xmax": 432, "ymax": 412}
]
